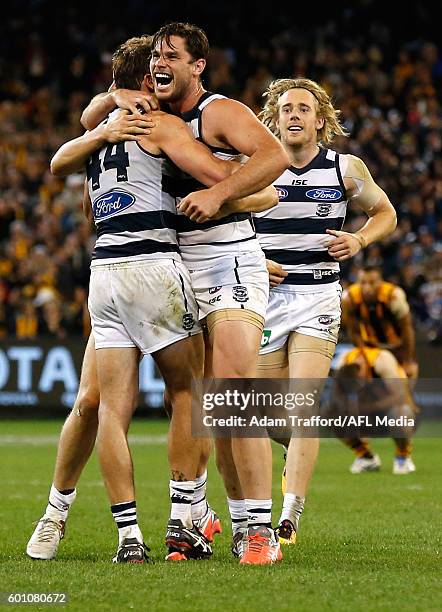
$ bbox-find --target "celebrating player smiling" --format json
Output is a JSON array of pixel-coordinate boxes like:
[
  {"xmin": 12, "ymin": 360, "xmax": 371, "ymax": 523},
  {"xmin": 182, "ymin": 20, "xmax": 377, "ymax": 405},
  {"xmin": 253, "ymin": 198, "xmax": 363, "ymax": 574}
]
[{"xmin": 254, "ymin": 78, "xmax": 397, "ymax": 544}]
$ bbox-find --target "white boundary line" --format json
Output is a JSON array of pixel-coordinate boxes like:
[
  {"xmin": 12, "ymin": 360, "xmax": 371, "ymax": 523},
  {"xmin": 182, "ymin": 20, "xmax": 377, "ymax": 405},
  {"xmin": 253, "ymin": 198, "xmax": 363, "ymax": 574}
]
[{"xmin": 0, "ymin": 434, "xmax": 168, "ymax": 446}]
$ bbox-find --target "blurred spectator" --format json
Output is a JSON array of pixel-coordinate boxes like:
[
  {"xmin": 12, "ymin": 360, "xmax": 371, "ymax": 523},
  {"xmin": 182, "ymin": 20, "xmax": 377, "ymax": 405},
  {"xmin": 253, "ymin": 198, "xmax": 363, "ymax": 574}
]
[
  {"xmin": 0, "ymin": 280, "xmax": 14, "ymax": 337},
  {"xmin": 15, "ymin": 294, "xmax": 39, "ymax": 339},
  {"xmin": 39, "ymin": 299, "xmax": 67, "ymax": 339}
]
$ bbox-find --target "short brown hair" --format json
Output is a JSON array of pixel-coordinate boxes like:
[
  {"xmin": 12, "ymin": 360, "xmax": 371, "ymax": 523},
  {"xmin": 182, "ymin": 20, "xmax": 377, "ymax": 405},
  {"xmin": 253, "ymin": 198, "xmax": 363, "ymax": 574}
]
[
  {"xmin": 112, "ymin": 35, "xmax": 152, "ymax": 90},
  {"xmin": 152, "ymin": 22, "xmax": 209, "ymax": 61},
  {"xmin": 360, "ymin": 266, "xmax": 383, "ymax": 276},
  {"xmin": 334, "ymin": 363, "xmax": 363, "ymax": 394},
  {"xmin": 260, "ymin": 77, "xmax": 348, "ymax": 145}
]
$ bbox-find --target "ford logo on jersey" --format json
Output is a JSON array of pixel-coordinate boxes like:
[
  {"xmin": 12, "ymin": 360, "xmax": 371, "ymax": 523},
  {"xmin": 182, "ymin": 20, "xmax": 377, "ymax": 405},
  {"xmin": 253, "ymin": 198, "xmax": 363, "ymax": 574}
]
[
  {"xmin": 93, "ymin": 190, "xmax": 135, "ymax": 220},
  {"xmin": 276, "ymin": 187, "xmax": 289, "ymax": 200},
  {"xmin": 306, "ymin": 188, "xmax": 342, "ymax": 201}
]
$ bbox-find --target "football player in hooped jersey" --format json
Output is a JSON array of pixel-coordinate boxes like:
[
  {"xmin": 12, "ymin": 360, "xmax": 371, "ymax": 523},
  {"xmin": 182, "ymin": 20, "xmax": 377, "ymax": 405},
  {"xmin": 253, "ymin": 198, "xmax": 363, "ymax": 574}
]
[
  {"xmin": 83, "ymin": 23, "xmax": 291, "ymax": 565},
  {"xmin": 26, "ymin": 36, "xmax": 278, "ymax": 565},
  {"xmin": 254, "ymin": 78, "xmax": 397, "ymax": 544}
]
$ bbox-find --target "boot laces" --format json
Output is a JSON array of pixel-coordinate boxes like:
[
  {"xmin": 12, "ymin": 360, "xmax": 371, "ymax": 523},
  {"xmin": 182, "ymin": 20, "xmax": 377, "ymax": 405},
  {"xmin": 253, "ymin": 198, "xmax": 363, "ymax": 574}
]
[
  {"xmin": 247, "ymin": 533, "xmax": 268, "ymax": 553},
  {"xmin": 35, "ymin": 518, "xmax": 62, "ymax": 543}
]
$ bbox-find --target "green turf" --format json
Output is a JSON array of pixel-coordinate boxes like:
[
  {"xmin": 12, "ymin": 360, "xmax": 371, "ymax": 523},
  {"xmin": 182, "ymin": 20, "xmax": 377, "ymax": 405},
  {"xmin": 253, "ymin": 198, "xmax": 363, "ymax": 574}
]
[{"xmin": 0, "ymin": 419, "xmax": 441, "ymax": 611}]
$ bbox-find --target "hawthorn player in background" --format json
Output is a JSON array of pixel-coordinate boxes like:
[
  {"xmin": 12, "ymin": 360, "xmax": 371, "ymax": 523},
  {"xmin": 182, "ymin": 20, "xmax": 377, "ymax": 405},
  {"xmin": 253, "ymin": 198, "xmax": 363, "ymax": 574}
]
[
  {"xmin": 340, "ymin": 267, "xmax": 418, "ymax": 474},
  {"xmin": 254, "ymin": 78, "xmax": 397, "ymax": 544},
  {"xmin": 342, "ymin": 267, "xmax": 417, "ymax": 378},
  {"xmin": 331, "ymin": 346, "xmax": 418, "ymax": 475}
]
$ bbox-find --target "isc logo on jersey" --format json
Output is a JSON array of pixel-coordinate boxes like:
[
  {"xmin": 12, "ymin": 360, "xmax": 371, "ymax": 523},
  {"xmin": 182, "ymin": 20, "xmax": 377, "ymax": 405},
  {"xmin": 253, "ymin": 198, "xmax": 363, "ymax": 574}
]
[{"xmin": 93, "ymin": 189, "xmax": 135, "ymax": 220}]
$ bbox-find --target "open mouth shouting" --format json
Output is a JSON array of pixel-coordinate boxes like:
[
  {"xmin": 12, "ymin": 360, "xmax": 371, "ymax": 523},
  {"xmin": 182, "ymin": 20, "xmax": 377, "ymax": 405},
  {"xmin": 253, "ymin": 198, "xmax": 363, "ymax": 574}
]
[{"xmin": 154, "ymin": 72, "xmax": 174, "ymax": 91}]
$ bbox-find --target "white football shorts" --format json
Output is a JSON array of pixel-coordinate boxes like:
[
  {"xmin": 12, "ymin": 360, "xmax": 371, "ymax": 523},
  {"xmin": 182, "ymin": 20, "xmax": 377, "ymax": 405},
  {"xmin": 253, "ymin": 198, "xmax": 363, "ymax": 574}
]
[
  {"xmin": 89, "ymin": 258, "xmax": 201, "ymax": 354},
  {"xmin": 260, "ymin": 282, "xmax": 342, "ymax": 354},
  {"xmin": 187, "ymin": 250, "xmax": 269, "ymax": 321}
]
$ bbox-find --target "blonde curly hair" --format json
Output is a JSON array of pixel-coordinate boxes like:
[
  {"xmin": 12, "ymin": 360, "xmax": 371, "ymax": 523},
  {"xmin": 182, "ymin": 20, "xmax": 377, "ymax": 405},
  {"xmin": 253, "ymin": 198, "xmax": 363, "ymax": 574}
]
[{"xmin": 259, "ymin": 78, "xmax": 348, "ymax": 144}]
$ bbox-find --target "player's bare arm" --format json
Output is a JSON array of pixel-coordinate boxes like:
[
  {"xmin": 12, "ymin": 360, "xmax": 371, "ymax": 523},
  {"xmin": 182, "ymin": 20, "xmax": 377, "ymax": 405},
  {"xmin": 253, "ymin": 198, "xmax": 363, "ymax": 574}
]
[
  {"xmin": 53, "ymin": 108, "xmax": 275, "ymax": 222},
  {"xmin": 177, "ymin": 98, "xmax": 290, "ymax": 216},
  {"xmin": 370, "ymin": 351, "xmax": 409, "ymax": 411},
  {"xmin": 81, "ymin": 88, "xmax": 158, "ymax": 131},
  {"xmin": 146, "ymin": 113, "xmax": 234, "ymax": 221},
  {"xmin": 341, "ymin": 291, "xmax": 363, "ymax": 346},
  {"xmin": 398, "ymin": 315, "xmax": 416, "ymax": 362},
  {"xmin": 392, "ymin": 290, "xmax": 418, "ymax": 377},
  {"xmin": 146, "ymin": 113, "xmax": 276, "ymax": 222},
  {"xmin": 327, "ymin": 155, "xmax": 397, "ymax": 261},
  {"xmin": 51, "ymin": 111, "xmax": 154, "ymax": 176},
  {"xmin": 82, "ymin": 181, "xmax": 93, "ymax": 223},
  {"xmin": 214, "ymin": 185, "xmax": 278, "ymax": 219}
]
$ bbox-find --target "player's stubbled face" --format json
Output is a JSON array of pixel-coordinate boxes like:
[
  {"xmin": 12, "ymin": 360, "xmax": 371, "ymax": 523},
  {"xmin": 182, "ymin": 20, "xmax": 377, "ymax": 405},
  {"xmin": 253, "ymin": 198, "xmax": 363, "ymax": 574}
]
[
  {"xmin": 150, "ymin": 36, "xmax": 195, "ymax": 102},
  {"xmin": 277, "ymin": 88, "xmax": 323, "ymax": 148},
  {"xmin": 359, "ymin": 271, "xmax": 382, "ymax": 302}
]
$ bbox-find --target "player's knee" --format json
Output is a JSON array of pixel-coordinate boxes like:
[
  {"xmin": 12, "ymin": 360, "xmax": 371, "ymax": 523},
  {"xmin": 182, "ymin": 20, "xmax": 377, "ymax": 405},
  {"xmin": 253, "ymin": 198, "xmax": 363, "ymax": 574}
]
[
  {"xmin": 214, "ymin": 348, "xmax": 256, "ymax": 377},
  {"xmin": 74, "ymin": 385, "xmax": 99, "ymax": 421},
  {"xmin": 165, "ymin": 363, "xmax": 197, "ymax": 395},
  {"xmin": 163, "ymin": 388, "xmax": 172, "ymax": 419},
  {"xmin": 166, "ymin": 387, "xmax": 191, "ymax": 412},
  {"xmin": 211, "ymin": 320, "xmax": 262, "ymax": 377}
]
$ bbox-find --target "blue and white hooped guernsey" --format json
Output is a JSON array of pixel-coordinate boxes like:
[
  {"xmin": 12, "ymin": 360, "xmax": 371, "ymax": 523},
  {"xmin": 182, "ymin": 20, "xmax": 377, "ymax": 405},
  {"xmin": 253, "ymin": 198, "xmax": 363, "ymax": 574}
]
[
  {"xmin": 161, "ymin": 91, "xmax": 261, "ymax": 269},
  {"xmin": 87, "ymin": 109, "xmax": 180, "ymax": 265},
  {"xmin": 254, "ymin": 147, "xmax": 349, "ymax": 290}
]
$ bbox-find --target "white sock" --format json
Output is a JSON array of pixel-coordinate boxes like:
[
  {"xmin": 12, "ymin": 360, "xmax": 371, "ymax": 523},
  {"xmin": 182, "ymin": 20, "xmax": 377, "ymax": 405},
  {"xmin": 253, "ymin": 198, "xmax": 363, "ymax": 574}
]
[
  {"xmin": 279, "ymin": 493, "xmax": 305, "ymax": 530},
  {"xmin": 192, "ymin": 470, "xmax": 208, "ymax": 521},
  {"xmin": 245, "ymin": 498, "xmax": 272, "ymax": 528},
  {"xmin": 45, "ymin": 484, "xmax": 77, "ymax": 521},
  {"xmin": 227, "ymin": 497, "xmax": 247, "ymax": 535},
  {"xmin": 170, "ymin": 480, "xmax": 195, "ymax": 528},
  {"xmin": 118, "ymin": 524, "xmax": 144, "ymax": 545}
]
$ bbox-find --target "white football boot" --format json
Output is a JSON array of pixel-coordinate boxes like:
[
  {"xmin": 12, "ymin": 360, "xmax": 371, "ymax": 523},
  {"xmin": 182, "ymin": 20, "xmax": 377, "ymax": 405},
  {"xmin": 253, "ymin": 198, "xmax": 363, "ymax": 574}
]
[
  {"xmin": 393, "ymin": 456, "xmax": 416, "ymax": 475},
  {"xmin": 27, "ymin": 515, "xmax": 65, "ymax": 560},
  {"xmin": 350, "ymin": 454, "xmax": 381, "ymax": 474}
]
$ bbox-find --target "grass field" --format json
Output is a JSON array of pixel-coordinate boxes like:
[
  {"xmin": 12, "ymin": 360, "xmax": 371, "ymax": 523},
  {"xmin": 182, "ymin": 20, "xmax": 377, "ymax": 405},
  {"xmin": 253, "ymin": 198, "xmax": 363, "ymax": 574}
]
[{"xmin": 0, "ymin": 419, "xmax": 441, "ymax": 611}]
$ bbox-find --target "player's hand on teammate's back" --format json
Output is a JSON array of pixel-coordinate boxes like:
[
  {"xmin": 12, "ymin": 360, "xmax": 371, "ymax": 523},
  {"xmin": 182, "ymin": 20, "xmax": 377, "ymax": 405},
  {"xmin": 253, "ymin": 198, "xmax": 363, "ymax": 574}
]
[
  {"xmin": 326, "ymin": 229, "xmax": 363, "ymax": 261},
  {"xmin": 266, "ymin": 259, "xmax": 288, "ymax": 287},
  {"xmin": 178, "ymin": 188, "xmax": 224, "ymax": 223},
  {"xmin": 110, "ymin": 88, "xmax": 158, "ymax": 114},
  {"xmin": 103, "ymin": 110, "xmax": 155, "ymax": 143}
]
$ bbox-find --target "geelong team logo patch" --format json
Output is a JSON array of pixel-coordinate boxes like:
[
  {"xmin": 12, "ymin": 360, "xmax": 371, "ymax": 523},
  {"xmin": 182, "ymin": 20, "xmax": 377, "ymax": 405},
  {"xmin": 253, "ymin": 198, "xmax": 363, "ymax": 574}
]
[
  {"xmin": 232, "ymin": 285, "xmax": 249, "ymax": 303},
  {"xmin": 93, "ymin": 189, "xmax": 135, "ymax": 220},
  {"xmin": 182, "ymin": 313, "xmax": 195, "ymax": 331},
  {"xmin": 315, "ymin": 202, "xmax": 333, "ymax": 217}
]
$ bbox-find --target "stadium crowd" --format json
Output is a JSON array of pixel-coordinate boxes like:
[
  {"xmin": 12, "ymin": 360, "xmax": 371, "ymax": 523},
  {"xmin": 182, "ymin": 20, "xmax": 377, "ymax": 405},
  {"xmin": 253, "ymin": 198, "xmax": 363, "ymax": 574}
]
[{"xmin": 1, "ymin": 4, "xmax": 441, "ymax": 342}]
